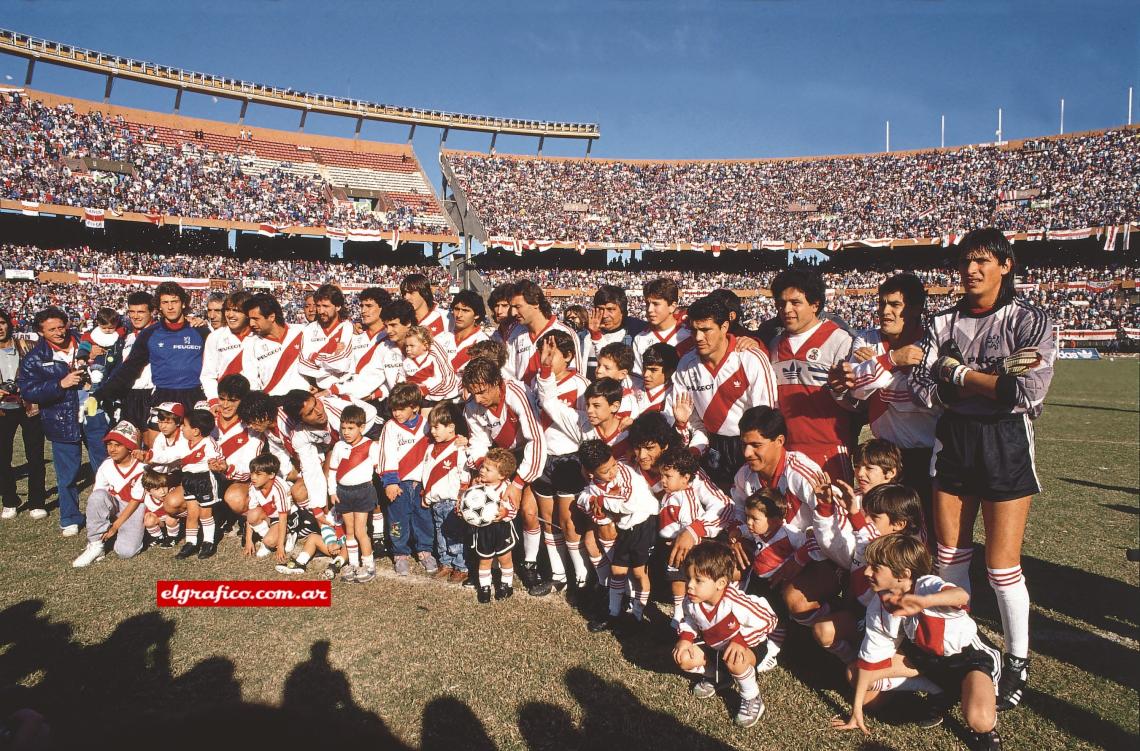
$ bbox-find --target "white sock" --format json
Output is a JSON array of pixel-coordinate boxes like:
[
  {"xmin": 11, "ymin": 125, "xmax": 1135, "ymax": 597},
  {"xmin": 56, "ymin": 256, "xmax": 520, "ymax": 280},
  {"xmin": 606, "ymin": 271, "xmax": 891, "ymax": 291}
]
[
  {"xmin": 478, "ymin": 569, "xmax": 492, "ymax": 588},
  {"xmin": 544, "ymin": 531, "xmax": 568, "ymax": 583},
  {"xmin": 936, "ymin": 544, "xmax": 974, "ymax": 594},
  {"xmin": 347, "ymin": 540, "xmax": 360, "ymax": 567},
  {"xmin": 988, "ymin": 565, "xmax": 1030, "ymax": 658},
  {"xmin": 252, "ymin": 521, "xmax": 269, "ymax": 537},
  {"xmin": 296, "ymin": 551, "xmax": 312, "ymax": 565},
  {"xmin": 371, "ymin": 510, "xmax": 384, "ymax": 535},
  {"xmin": 768, "ymin": 626, "xmax": 786, "ymax": 656},
  {"xmin": 362, "ymin": 553, "xmax": 374, "ymax": 570},
  {"xmin": 522, "ymin": 527, "xmax": 541, "ymax": 563},
  {"xmin": 165, "ymin": 521, "xmax": 179, "ymax": 537},
  {"xmin": 145, "ymin": 523, "xmax": 162, "ymax": 539},
  {"xmin": 732, "ymin": 667, "xmax": 760, "ymax": 701},
  {"xmin": 565, "ymin": 538, "xmax": 588, "ymax": 583},
  {"xmin": 590, "ymin": 553, "xmax": 611, "ymax": 587},
  {"xmin": 186, "ymin": 528, "xmax": 199, "ymax": 546},
  {"xmin": 672, "ymin": 595, "xmax": 685, "ymax": 624},
  {"xmin": 201, "ymin": 518, "xmax": 216, "ymax": 544},
  {"xmin": 608, "ymin": 575, "xmax": 627, "ymax": 617},
  {"xmin": 501, "ymin": 566, "xmax": 514, "ymax": 587}
]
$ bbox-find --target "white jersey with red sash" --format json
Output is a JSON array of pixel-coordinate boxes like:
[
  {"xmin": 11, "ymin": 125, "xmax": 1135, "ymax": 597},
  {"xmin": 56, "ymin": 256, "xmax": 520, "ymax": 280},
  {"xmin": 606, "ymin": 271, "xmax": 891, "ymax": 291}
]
[
  {"xmin": 402, "ymin": 340, "xmax": 460, "ymax": 401},
  {"xmin": 677, "ymin": 587, "xmax": 779, "ymax": 651},
  {"xmin": 846, "ymin": 328, "xmax": 939, "ymax": 450},
  {"xmin": 421, "ymin": 438, "xmax": 470, "ymax": 504},
  {"xmin": 327, "ymin": 436, "xmax": 381, "ymax": 488},
  {"xmin": 728, "ymin": 448, "xmax": 823, "ymax": 535},
  {"xmin": 180, "ymin": 436, "xmax": 224, "ymax": 474},
  {"xmin": 379, "ymin": 415, "xmax": 432, "ymax": 485},
  {"xmin": 506, "ymin": 316, "xmax": 583, "ymax": 386},
  {"xmin": 298, "ymin": 319, "xmax": 355, "ymax": 390},
  {"xmin": 418, "ymin": 307, "xmax": 452, "ymax": 339},
  {"xmin": 242, "ymin": 324, "xmax": 308, "ymax": 396},
  {"xmin": 535, "ymin": 369, "xmax": 590, "ymax": 456},
  {"xmin": 93, "ymin": 457, "xmax": 145, "ymax": 506},
  {"xmin": 212, "ymin": 415, "xmax": 263, "ymax": 483},
  {"xmin": 672, "ymin": 335, "xmax": 778, "ymax": 440},
  {"xmin": 438, "ymin": 325, "xmax": 489, "ymax": 373},
  {"xmin": 632, "ymin": 321, "xmax": 694, "ymax": 375},
  {"xmin": 201, "ymin": 326, "xmax": 251, "ymax": 405},
  {"xmin": 769, "ymin": 319, "xmax": 855, "ymax": 479},
  {"xmin": 144, "ymin": 432, "xmax": 189, "ymax": 473},
  {"xmin": 465, "ymin": 379, "xmax": 547, "ymax": 491},
  {"xmin": 330, "ymin": 331, "xmax": 403, "ymax": 402},
  {"xmin": 577, "ymin": 460, "xmax": 658, "ymax": 529},
  {"xmin": 248, "ymin": 477, "xmax": 293, "ymax": 518}
]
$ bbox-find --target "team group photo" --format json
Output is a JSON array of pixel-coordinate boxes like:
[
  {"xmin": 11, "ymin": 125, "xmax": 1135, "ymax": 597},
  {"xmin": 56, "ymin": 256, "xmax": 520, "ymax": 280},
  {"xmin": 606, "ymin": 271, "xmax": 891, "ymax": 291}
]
[{"xmin": 0, "ymin": 3, "xmax": 1136, "ymax": 750}]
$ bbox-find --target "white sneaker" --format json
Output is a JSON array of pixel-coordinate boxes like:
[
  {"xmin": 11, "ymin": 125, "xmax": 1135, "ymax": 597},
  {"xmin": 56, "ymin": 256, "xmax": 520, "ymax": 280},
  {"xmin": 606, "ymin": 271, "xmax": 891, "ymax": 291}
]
[
  {"xmin": 72, "ymin": 541, "xmax": 106, "ymax": 568},
  {"xmin": 61, "ymin": 524, "xmax": 80, "ymax": 537},
  {"xmin": 256, "ymin": 542, "xmax": 272, "ymax": 558},
  {"xmin": 29, "ymin": 509, "xmax": 48, "ymax": 520},
  {"xmin": 1, "ymin": 507, "xmax": 15, "ymax": 520}
]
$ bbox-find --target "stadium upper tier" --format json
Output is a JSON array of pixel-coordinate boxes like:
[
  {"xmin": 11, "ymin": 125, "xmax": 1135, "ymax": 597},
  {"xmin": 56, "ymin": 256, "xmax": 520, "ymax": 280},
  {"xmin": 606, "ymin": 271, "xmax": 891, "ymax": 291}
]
[
  {"xmin": 441, "ymin": 126, "xmax": 1139, "ymax": 248},
  {"xmin": 0, "ymin": 28, "xmax": 599, "ymax": 140},
  {"xmin": 0, "ymin": 90, "xmax": 456, "ymax": 240}
]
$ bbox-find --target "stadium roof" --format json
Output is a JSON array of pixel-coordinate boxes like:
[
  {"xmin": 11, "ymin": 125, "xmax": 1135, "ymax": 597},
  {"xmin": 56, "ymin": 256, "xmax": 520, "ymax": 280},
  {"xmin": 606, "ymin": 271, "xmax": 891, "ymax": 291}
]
[{"xmin": 0, "ymin": 28, "xmax": 600, "ymax": 141}]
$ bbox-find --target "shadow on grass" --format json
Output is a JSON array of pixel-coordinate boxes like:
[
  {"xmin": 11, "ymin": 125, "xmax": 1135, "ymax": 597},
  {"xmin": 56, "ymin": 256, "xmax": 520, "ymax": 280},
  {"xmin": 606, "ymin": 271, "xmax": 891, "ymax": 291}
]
[
  {"xmin": 966, "ymin": 551, "xmax": 1139, "ymax": 691},
  {"xmin": 518, "ymin": 667, "xmax": 737, "ymax": 751},
  {"xmin": 1045, "ymin": 401, "xmax": 1139, "ymax": 414},
  {"xmin": 1100, "ymin": 502, "xmax": 1140, "ymax": 515},
  {"xmin": 0, "ymin": 601, "xmax": 413, "ymax": 750},
  {"xmin": 1061, "ymin": 477, "xmax": 1140, "ymax": 495}
]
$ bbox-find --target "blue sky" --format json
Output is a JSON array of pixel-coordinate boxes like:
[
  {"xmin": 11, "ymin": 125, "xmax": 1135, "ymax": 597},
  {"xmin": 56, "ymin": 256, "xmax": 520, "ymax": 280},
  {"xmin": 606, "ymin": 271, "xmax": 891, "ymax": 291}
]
[{"xmin": 3, "ymin": 0, "xmax": 1136, "ymax": 165}]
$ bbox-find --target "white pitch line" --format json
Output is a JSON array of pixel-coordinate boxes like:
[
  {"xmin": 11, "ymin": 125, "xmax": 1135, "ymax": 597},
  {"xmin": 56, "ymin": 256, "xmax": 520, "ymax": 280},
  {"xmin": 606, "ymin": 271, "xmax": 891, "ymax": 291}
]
[{"xmin": 1038, "ymin": 437, "xmax": 1139, "ymax": 446}]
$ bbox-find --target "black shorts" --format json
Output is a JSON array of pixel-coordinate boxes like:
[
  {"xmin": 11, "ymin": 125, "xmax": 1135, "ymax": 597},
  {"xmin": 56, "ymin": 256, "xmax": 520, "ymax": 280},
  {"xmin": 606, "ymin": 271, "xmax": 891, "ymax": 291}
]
[
  {"xmin": 181, "ymin": 471, "xmax": 219, "ymax": 507},
  {"xmin": 609, "ymin": 516, "xmax": 657, "ymax": 568},
  {"xmin": 652, "ymin": 539, "xmax": 696, "ymax": 582},
  {"xmin": 288, "ymin": 507, "xmax": 321, "ymax": 538},
  {"xmin": 470, "ymin": 519, "xmax": 518, "ymax": 559},
  {"xmin": 701, "ymin": 433, "xmax": 744, "ymax": 491},
  {"xmin": 901, "ymin": 637, "xmax": 1001, "ymax": 695},
  {"xmin": 122, "ymin": 388, "xmax": 153, "ymax": 433},
  {"xmin": 336, "ymin": 481, "xmax": 378, "ymax": 513},
  {"xmin": 932, "ymin": 411, "xmax": 1040, "ymax": 501},
  {"xmin": 531, "ymin": 453, "xmax": 585, "ymax": 498}
]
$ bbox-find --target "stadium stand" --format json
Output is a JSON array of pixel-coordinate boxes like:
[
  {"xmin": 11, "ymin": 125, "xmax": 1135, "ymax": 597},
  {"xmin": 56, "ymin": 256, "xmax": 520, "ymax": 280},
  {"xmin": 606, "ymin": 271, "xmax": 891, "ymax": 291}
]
[
  {"xmin": 0, "ymin": 90, "xmax": 455, "ymax": 238},
  {"xmin": 441, "ymin": 127, "xmax": 1139, "ymax": 246}
]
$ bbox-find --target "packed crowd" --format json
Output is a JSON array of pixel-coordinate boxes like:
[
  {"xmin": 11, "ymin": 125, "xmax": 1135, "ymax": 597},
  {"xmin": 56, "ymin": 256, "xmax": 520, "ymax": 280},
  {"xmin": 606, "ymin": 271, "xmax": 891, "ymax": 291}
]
[
  {"xmin": 0, "ymin": 93, "xmax": 443, "ymax": 233},
  {"xmin": 2, "ymin": 235, "xmax": 1059, "ymax": 747},
  {"xmin": 444, "ymin": 127, "xmax": 1139, "ymax": 244}
]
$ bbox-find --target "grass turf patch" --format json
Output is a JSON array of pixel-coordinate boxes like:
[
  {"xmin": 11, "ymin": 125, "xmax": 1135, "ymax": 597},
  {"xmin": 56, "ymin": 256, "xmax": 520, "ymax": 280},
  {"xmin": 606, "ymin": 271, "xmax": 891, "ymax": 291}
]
[{"xmin": 0, "ymin": 360, "xmax": 1136, "ymax": 750}]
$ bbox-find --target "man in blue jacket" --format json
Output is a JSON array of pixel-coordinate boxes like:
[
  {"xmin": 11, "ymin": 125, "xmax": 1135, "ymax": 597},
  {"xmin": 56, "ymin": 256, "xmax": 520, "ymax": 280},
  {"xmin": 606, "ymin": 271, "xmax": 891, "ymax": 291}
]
[
  {"xmin": 16, "ymin": 308, "xmax": 109, "ymax": 536},
  {"xmin": 96, "ymin": 282, "xmax": 208, "ymax": 439}
]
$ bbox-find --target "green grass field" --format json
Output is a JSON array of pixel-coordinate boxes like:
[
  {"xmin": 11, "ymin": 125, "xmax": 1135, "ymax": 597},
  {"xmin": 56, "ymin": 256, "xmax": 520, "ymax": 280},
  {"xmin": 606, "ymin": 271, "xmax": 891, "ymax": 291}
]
[{"xmin": 1, "ymin": 361, "xmax": 1136, "ymax": 751}]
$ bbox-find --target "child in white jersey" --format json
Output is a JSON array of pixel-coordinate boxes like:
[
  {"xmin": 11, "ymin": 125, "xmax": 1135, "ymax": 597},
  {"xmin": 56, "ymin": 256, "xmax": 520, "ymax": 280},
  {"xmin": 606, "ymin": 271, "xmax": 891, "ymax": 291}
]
[
  {"xmin": 672, "ymin": 541, "xmax": 778, "ymax": 729},
  {"xmin": 833, "ymin": 534, "xmax": 1001, "ymax": 751},
  {"xmin": 467, "ymin": 448, "xmax": 520, "ymax": 604},
  {"xmin": 422, "ymin": 401, "xmax": 471, "ymax": 585},
  {"xmin": 327, "ymin": 404, "xmax": 381, "ymax": 583},
  {"xmin": 244, "ymin": 453, "xmax": 291, "ymax": 564}
]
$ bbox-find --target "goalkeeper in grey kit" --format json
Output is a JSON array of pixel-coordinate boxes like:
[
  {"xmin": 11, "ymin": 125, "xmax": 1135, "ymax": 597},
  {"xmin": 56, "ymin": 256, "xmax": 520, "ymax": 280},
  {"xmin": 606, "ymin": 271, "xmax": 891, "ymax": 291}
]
[{"xmin": 909, "ymin": 228, "xmax": 1055, "ymax": 719}]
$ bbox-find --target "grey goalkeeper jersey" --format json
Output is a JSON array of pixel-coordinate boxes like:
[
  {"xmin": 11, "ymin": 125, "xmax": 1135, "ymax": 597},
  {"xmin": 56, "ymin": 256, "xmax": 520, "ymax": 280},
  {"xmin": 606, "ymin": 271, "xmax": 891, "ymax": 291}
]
[{"xmin": 910, "ymin": 296, "xmax": 1055, "ymax": 419}]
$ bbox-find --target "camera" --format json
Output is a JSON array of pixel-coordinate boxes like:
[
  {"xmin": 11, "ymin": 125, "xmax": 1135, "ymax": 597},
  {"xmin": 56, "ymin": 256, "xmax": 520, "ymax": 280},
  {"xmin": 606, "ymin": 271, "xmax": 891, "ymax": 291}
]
[{"xmin": 0, "ymin": 379, "xmax": 17, "ymax": 395}]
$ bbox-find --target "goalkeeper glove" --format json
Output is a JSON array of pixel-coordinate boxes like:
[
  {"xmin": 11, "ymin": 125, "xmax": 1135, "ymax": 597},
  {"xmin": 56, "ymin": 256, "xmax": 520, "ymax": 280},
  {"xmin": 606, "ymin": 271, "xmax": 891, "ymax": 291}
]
[
  {"xmin": 934, "ymin": 355, "xmax": 969, "ymax": 387},
  {"xmin": 1000, "ymin": 346, "xmax": 1041, "ymax": 376}
]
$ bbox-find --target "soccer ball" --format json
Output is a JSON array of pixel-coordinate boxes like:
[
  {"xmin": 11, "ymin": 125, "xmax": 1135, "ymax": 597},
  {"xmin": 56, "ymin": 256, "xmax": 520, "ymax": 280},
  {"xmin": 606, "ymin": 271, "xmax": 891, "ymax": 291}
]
[{"xmin": 460, "ymin": 486, "xmax": 500, "ymax": 527}]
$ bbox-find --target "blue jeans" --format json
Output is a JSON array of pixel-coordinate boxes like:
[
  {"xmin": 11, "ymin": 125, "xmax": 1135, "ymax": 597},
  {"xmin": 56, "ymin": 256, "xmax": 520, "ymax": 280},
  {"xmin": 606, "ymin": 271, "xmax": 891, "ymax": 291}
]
[
  {"xmin": 50, "ymin": 411, "xmax": 109, "ymax": 529},
  {"xmin": 386, "ymin": 481, "xmax": 433, "ymax": 556},
  {"xmin": 432, "ymin": 499, "xmax": 467, "ymax": 572}
]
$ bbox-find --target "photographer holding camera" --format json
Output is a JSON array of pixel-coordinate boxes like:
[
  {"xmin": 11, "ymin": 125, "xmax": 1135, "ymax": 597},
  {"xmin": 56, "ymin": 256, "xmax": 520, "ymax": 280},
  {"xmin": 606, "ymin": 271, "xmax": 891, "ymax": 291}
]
[
  {"xmin": 15, "ymin": 307, "xmax": 108, "ymax": 536},
  {"xmin": 0, "ymin": 310, "xmax": 46, "ymax": 521}
]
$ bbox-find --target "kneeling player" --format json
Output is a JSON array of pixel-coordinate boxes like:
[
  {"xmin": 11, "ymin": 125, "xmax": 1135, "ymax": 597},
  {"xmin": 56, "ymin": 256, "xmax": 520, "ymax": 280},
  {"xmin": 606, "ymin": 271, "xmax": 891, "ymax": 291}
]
[
  {"xmin": 672, "ymin": 541, "xmax": 778, "ymax": 729},
  {"xmin": 833, "ymin": 535, "xmax": 1001, "ymax": 750},
  {"xmin": 244, "ymin": 454, "xmax": 291, "ymax": 564}
]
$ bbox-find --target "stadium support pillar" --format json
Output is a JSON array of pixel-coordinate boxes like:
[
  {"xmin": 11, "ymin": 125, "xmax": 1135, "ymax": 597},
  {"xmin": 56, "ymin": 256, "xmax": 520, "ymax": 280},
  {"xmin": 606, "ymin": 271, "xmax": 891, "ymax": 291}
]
[
  {"xmin": 586, "ymin": 139, "xmax": 592, "ymax": 158},
  {"xmin": 407, "ymin": 123, "xmax": 416, "ymax": 143},
  {"xmin": 23, "ymin": 58, "xmax": 34, "ymax": 86},
  {"xmin": 103, "ymin": 74, "xmax": 114, "ymax": 103},
  {"xmin": 440, "ymin": 127, "xmax": 450, "ymax": 147},
  {"xmin": 299, "ymin": 109, "xmax": 308, "ymax": 132},
  {"xmin": 489, "ymin": 132, "xmax": 497, "ymax": 155},
  {"xmin": 538, "ymin": 136, "xmax": 545, "ymax": 155},
  {"xmin": 354, "ymin": 116, "xmax": 363, "ymax": 140},
  {"xmin": 432, "ymin": 242, "xmax": 441, "ymax": 260},
  {"xmin": 239, "ymin": 99, "xmax": 249, "ymax": 124},
  {"xmin": 463, "ymin": 232, "xmax": 472, "ymax": 292},
  {"xmin": 174, "ymin": 88, "xmax": 183, "ymax": 113}
]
